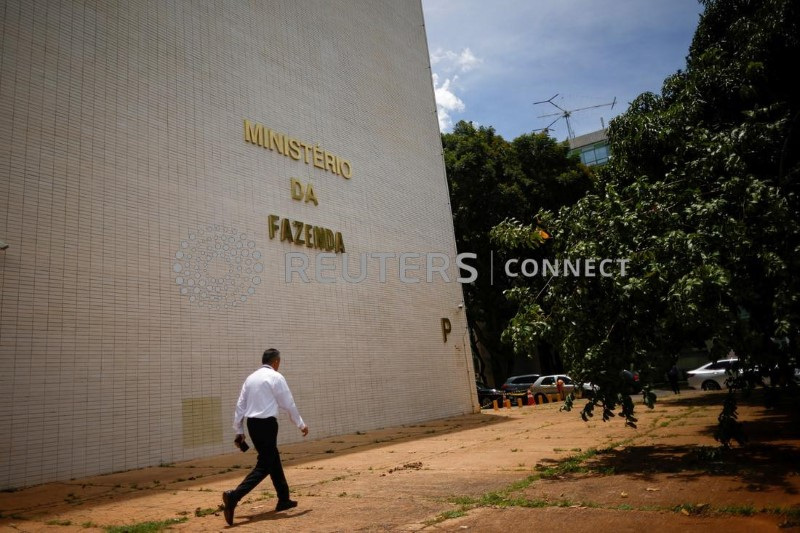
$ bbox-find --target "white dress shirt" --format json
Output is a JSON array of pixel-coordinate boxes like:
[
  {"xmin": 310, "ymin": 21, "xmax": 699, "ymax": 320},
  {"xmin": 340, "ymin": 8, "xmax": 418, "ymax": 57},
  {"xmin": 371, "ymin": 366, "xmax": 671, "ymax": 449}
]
[{"xmin": 233, "ymin": 365, "xmax": 306, "ymax": 434}]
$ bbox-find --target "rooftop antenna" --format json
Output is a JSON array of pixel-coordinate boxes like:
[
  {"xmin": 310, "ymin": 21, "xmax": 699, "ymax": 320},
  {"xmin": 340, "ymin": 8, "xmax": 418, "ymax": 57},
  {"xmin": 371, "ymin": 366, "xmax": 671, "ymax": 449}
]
[{"xmin": 533, "ymin": 94, "xmax": 616, "ymax": 140}]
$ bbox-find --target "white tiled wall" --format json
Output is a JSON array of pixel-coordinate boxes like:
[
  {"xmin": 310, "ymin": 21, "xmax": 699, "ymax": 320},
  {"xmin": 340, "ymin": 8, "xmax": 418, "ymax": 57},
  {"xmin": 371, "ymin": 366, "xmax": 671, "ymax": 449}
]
[{"xmin": 0, "ymin": 0, "xmax": 476, "ymax": 489}]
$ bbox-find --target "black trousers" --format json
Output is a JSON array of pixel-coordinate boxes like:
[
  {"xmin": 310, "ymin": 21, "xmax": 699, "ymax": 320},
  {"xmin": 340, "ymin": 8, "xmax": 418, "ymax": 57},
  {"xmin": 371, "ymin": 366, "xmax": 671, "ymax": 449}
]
[{"xmin": 231, "ymin": 417, "xmax": 290, "ymax": 503}]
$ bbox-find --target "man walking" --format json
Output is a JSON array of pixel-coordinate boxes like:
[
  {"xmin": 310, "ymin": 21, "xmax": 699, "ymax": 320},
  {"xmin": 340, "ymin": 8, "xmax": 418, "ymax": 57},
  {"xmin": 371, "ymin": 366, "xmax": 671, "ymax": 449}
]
[
  {"xmin": 667, "ymin": 363, "xmax": 680, "ymax": 395},
  {"xmin": 223, "ymin": 348, "xmax": 309, "ymax": 526}
]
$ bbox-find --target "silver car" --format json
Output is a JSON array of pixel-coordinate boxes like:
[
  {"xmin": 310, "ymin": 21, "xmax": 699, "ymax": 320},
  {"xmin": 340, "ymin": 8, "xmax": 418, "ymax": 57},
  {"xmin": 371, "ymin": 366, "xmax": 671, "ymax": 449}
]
[
  {"xmin": 686, "ymin": 358, "xmax": 739, "ymax": 390},
  {"xmin": 528, "ymin": 374, "xmax": 593, "ymax": 403}
]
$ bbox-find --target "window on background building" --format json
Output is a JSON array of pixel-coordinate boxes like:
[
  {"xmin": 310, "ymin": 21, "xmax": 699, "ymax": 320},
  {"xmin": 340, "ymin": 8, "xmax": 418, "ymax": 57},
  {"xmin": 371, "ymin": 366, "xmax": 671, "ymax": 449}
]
[
  {"xmin": 581, "ymin": 146, "xmax": 597, "ymax": 165},
  {"xmin": 577, "ymin": 141, "xmax": 610, "ymax": 166},
  {"xmin": 594, "ymin": 144, "xmax": 609, "ymax": 164}
]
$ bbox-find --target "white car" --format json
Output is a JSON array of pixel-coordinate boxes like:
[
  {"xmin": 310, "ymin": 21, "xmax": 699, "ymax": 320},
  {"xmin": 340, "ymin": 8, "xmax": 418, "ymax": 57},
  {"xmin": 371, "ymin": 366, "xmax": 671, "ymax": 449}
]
[{"xmin": 686, "ymin": 358, "xmax": 739, "ymax": 390}]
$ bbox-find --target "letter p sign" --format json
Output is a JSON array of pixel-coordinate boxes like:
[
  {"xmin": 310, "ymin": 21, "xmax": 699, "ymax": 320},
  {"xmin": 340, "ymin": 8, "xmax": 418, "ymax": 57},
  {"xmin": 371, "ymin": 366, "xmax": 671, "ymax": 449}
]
[{"xmin": 441, "ymin": 318, "xmax": 452, "ymax": 343}]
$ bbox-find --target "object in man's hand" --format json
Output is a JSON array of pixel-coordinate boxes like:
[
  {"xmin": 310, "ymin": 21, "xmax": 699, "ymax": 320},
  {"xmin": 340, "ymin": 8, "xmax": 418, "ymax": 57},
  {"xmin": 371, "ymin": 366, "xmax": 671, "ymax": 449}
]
[{"xmin": 238, "ymin": 440, "xmax": 250, "ymax": 452}]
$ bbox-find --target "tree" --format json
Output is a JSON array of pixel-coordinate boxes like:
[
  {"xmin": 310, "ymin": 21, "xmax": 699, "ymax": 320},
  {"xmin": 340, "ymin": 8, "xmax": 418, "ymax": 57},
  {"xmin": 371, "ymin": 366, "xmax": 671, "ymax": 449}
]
[
  {"xmin": 491, "ymin": 0, "xmax": 800, "ymax": 441},
  {"xmin": 442, "ymin": 122, "xmax": 591, "ymax": 384}
]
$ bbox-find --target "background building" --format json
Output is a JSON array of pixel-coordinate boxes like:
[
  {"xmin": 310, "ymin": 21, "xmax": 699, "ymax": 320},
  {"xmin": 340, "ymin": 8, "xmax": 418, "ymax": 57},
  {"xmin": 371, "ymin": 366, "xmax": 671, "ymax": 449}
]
[
  {"xmin": 569, "ymin": 129, "xmax": 610, "ymax": 166},
  {"xmin": 0, "ymin": 0, "xmax": 475, "ymax": 489}
]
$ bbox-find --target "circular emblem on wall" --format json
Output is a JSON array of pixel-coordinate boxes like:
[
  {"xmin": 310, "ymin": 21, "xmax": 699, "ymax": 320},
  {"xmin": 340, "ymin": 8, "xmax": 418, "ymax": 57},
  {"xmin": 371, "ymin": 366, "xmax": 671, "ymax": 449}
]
[{"xmin": 172, "ymin": 225, "xmax": 264, "ymax": 310}]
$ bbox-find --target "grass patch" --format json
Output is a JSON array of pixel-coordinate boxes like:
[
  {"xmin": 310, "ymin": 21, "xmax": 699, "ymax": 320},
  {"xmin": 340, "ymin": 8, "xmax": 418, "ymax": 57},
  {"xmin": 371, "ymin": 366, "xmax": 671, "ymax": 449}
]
[
  {"xmin": 425, "ymin": 509, "xmax": 467, "ymax": 525},
  {"xmin": 104, "ymin": 517, "xmax": 188, "ymax": 532},
  {"xmin": 45, "ymin": 519, "xmax": 72, "ymax": 526},
  {"xmin": 478, "ymin": 492, "xmax": 507, "ymax": 506},
  {"xmin": 764, "ymin": 506, "xmax": 800, "ymax": 519},
  {"xmin": 717, "ymin": 505, "xmax": 756, "ymax": 516},
  {"xmin": 449, "ymin": 493, "xmax": 576, "ymax": 510},
  {"xmin": 537, "ymin": 455, "xmax": 591, "ymax": 478},
  {"xmin": 674, "ymin": 503, "xmax": 766, "ymax": 517},
  {"xmin": 504, "ymin": 497, "xmax": 553, "ymax": 508},
  {"xmin": 674, "ymin": 503, "xmax": 710, "ymax": 516},
  {"xmin": 194, "ymin": 506, "xmax": 220, "ymax": 517},
  {"xmin": 448, "ymin": 496, "xmax": 477, "ymax": 506}
]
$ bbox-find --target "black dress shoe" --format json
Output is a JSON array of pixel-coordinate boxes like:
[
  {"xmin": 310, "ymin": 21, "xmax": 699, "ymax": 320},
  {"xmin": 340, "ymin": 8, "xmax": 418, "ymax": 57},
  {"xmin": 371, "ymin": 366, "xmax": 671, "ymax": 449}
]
[
  {"xmin": 275, "ymin": 499, "xmax": 298, "ymax": 512},
  {"xmin": 222, "ymin": 490, "xmax": 237, "ymax": 525}
]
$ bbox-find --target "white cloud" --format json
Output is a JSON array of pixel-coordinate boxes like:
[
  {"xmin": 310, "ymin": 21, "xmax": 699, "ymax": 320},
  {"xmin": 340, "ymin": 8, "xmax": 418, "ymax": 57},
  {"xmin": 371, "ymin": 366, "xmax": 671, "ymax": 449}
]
[
  {"xmin": 432, "ymin": 73, "xmax": 465, "ymax": 131},
  {"xmin": 429, "ymin": 47, "xmax": 481, "ymax": 131},
  {"xmin": 431, "ymin": 47, "xmax": 482, "ymax": 73}
]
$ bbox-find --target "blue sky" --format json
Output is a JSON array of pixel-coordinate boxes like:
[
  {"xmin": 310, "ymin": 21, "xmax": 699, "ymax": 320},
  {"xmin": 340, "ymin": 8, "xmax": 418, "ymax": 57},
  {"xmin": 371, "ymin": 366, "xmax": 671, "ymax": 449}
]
[{"xmin": 421, "ymin": 0, "xmax": 705, "ymax": 141}]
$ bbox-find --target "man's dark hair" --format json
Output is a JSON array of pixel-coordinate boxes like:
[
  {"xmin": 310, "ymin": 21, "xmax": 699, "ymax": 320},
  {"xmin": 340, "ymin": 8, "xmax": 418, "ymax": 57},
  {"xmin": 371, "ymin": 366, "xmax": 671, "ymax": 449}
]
[{"xmin": 262, "ymin": 348, "xmax": 281, "ymax": 365}]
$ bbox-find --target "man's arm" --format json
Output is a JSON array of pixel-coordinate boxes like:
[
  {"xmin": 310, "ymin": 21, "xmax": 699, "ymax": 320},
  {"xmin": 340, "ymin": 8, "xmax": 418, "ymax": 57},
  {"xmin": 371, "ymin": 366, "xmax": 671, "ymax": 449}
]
[
  {"xmin": 273, "ymin": 376, "xmax": 308, "ymax": 435},
  {"xmin": 233, "ymin": 382, "xmax": 248, "ymax": 437}
]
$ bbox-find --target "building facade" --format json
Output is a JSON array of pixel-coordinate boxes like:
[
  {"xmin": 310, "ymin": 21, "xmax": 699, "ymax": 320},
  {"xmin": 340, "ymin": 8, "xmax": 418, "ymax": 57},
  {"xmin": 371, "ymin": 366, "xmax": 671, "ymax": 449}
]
[
  {"xmin": 568, "ymin": 129, "xmax": 610, "ymax": 166},
  {"xmin": 0, "ymin": 0, "xmax": 475, "ymax": 489}
]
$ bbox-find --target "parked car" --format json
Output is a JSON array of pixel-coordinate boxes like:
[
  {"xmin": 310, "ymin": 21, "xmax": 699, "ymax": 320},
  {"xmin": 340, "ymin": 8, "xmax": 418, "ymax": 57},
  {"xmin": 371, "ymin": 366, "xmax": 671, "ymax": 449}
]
[
  {"xmin": 476, "ymin": 383, "xmax": 505, "ymax": 409},
  {"xmin": 500, "ymin": 374, "xmax": 542, "ymax": 405},
  {"xmin": 686, "ymin": 358, "xmax": 739, "ymax": 390},
  {"xmin": 526, "ymin": 375, "xmax": 595, "ymax": 403},
  {"xmin": 500, "ymin": 374, "xmax": 541, "ymax": 393},
  {"xmin": 528, "ymin": 374, "xmax": 571, "ymax": 403}
]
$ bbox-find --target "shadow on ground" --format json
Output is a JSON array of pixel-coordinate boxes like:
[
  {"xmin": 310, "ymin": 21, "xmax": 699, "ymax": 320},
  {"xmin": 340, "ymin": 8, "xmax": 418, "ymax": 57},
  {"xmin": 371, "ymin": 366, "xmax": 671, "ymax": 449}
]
[
  {"xmin": 570, "ymin": 397, "xmax": 800, "ymax": 494},
  {"xmin": 579, "ymin": 442, "xmax": 799, "ymax": 493},
  {"xmin": 237, "ymin": 508, "xmax": 312, "ymax": 527},
  {"xmin": 0, "ymin": 412, "xmax": 516, "ymax": 518},
  {"xmin": 660, "ymin": 385, "xmax": 800, "ymax": 411}
]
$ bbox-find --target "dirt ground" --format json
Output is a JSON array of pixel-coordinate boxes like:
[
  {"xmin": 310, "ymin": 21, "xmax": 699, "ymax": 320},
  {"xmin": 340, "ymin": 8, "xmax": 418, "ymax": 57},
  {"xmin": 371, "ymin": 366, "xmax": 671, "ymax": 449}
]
[{"xmin": 1, "ymin": 389, "xmax": 799, "ymax": 532}]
